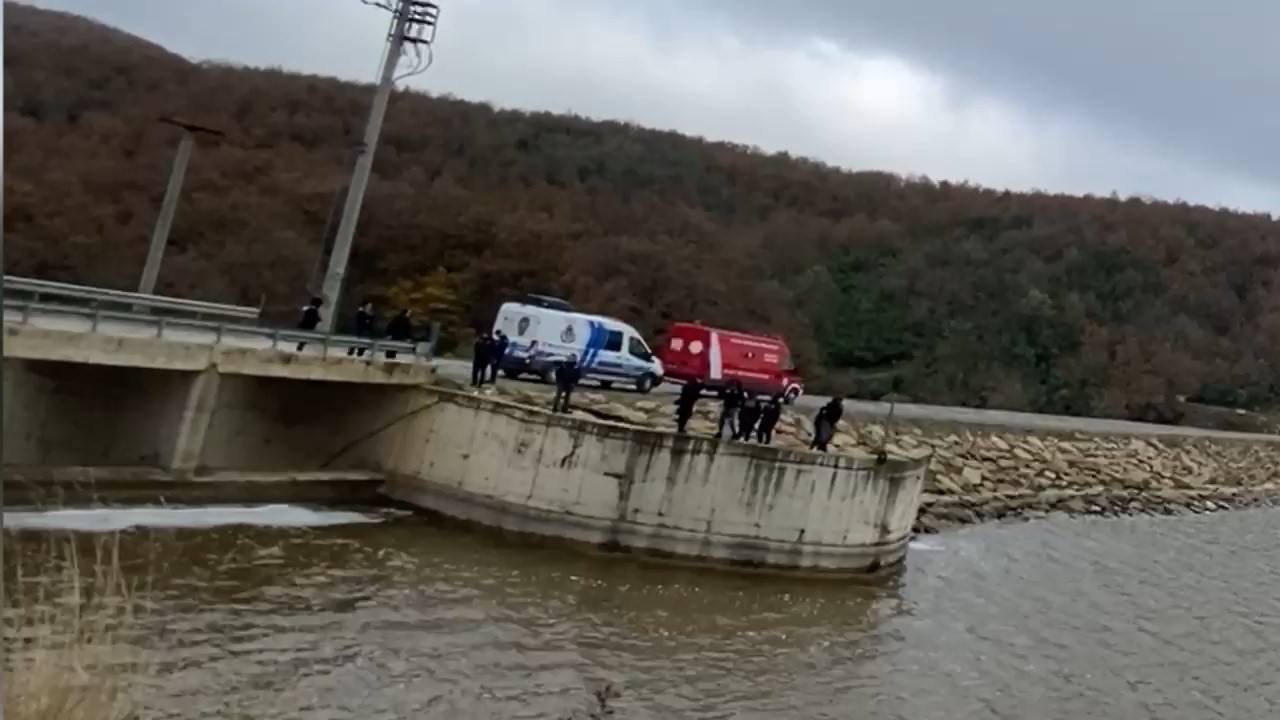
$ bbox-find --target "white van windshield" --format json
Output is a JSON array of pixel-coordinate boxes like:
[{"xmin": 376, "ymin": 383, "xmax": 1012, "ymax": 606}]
[{"xmin": 627, "ymin": 336, "xmax": 651, "ymax": 360}]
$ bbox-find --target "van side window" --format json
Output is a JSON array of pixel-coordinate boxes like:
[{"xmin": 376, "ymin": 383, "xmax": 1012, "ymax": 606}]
[
  {"xmin": 628, "ymin": 336, "xmax": 650, "ymax": 360},
  {"xmin": 604, "ymin": 330, "xmax": 624, "ymax": 352}
]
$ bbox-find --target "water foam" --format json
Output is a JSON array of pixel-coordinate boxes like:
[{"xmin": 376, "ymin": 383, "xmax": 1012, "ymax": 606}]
[{"xmin": 3, "ymin": 504, "xmax": 396, "ymax": 532}]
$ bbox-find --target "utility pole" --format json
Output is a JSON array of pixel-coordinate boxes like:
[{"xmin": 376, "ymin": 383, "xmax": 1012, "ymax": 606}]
[
  {"xmin": 317, "ymin": 0, "xmax": 441, "ymax": 332},
  {"xmin": 306, "ymin": 142, "xmax": 364, "ymax": 297},
  {"xmin": 138, "ymin": 117, "xmax": 224, "ymax": 295}
]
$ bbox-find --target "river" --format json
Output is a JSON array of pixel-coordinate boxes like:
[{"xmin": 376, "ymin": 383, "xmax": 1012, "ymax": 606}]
[{"xmin": 6, "ymin": 505, "xmax": 1280, "ymax": 719}]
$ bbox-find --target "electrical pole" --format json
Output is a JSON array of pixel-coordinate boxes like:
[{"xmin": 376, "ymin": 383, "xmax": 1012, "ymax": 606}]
[
  {"xmin": 306, "ymin": 142, "xmax": 363, "ymax": 297},
  {"xmin": 317, "ymin": 0, "xmax": 440, "ymax": 332},
  {"xmin": 139, "ymin": 117, "xmax": 223, "ymax": 295}
]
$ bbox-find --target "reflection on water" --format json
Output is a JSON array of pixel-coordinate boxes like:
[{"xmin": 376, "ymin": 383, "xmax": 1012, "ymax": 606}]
[{"xmin": 6, "ymin": 506, "xmax": 1280, "ymax": 719}]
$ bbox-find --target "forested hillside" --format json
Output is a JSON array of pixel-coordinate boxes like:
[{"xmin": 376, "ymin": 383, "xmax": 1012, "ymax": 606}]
[{"xmin": 5, "ymin": 2, "xmax": 1280, "ymax": 421}]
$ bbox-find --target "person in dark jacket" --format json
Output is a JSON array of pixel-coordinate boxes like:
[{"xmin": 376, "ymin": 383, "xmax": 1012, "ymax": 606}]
[
  {"xmin": 471, "ymin": 332, "xmax": 492, "ymax": 387},
  {"xmin": 488, "ymin": 330, "xmax": 510, "ymax": 384},
  {"xmin": 348, "ymin": 300, "xmax": 376, "ymax": 357},
  {"xmin": 810, "ymin": 396, "xmax": 845, "ymax": 452},
  {"xmin": 756, "ymin": 393, "xmax": 784, "ymax": 444},
  {"xmin": 735, "ymin": 394, "xmax": 762, "ymax": 441},
  {"xmin": 552, "ymin": 354, "xmax": 581, "ymax": 413},
  {"xmin": 716, "ymin": 380, "xmax": 745, "ymax": 439},
  {"xmin": 674, "ymin": 379, "xmax": 704, "ymax": 434},
  {"xmin": 296, "ymin": 297, "xmax": 323, "ymax": 352},
  {"xmin": 384, "ymin": 309, "xmax": 413, "ymax": 360}
]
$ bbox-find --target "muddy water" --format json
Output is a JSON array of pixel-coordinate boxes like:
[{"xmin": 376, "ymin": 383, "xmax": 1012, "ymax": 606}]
[{"xmin": 6, "ymin": 506, "xmax": 1280, "ymax": 719}]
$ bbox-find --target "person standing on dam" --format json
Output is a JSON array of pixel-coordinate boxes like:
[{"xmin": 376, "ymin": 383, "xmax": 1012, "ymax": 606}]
[
  {"xmin": 552, "ymin": 354, "xmax": 581, "ymax": 413},
  {"xmin": 384, "ymin": 308, "xmax": 413, "ymax": 360},
  {"xmin": 347, "ymin": 300, "xmax": 376, "ymax": 357},
  {"xmin": 488, "ymin": 330, "xmax": 510, "ymax": 384},
  {"xmin": 810, "ymin": 396, "xmax": 845, "ymax": 452},
  {"xmin": 295, "ymin": 297, "xmax": 323, "ymax": 352},
  {"xmin": 674, "ymin": 378, "xmax": 704, "ymax": 434},
  {"xmin": 736, "ymin": 394, "xmax": 762, "ymax": 441},
  {"xmin": 756, "ymin": 393, "xmax": 783, "ymax": 444},
  {"xmin": 471, "ymin": 331, "xmax": 492, "ymax": 387},
  {"xmin": 716, "ymin": 380, "xmax": 745, "ymax": 439}
]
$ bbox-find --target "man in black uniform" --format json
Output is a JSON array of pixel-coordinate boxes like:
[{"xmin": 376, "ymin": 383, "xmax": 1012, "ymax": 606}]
[
  {"xmin": 552, "ymin": 354, "xmax": 581, "ymax": 413},
  {"xmin": 716, "ymin": 380, "xmax": 745, "ymax": 440},
  {"xmin": 810, "ymin": 396, "xmax": 845, "ymax": 452},
  {"xmin": 674, "ymin": 379, "xmax": 703, "ymax": 434},
  {"xmin": 471, "ymin": 331, "xmax": 492, "ymax": 387},
  {"xmin": 736, "ymin": 394, "xmax": 762, "ymax": 441},
  {"xmin": 489, "ymin": 330, "xmax": 510, "ymax": 384},
  {"xmin": 296, "ymin": 297, "xmax": 323, "ymax": 352},
  {"xmin": 348, "ymin": 300, "xmax": 376, "ymax": 357},
  {"xmin": 756, "ymin": 393, "xmax": 784, "ymax": 444},
  {"xmin": 384, "ymin": 308, "xmax": 413, "ymax": 360}
]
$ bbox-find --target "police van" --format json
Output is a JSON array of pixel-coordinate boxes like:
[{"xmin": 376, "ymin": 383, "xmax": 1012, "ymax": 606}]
[{"xmin": 492, "ymin": 296, "xmax": 664, "ymax": 393}]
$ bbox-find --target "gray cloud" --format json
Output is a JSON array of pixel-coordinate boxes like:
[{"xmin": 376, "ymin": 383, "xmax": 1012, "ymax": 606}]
[
  {"xmin": 713, "ymin": 0, "xmax": 1280, "ymax": 195},
  {"xmin": 22, "ymin": 0, "xmax": 1280, "ymax": 212}
]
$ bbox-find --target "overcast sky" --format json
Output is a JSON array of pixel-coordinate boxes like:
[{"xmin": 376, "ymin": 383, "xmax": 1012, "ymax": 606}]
[{"xmin": 23, "ymin": 0, "xmax": 1280, "ymax": 213}]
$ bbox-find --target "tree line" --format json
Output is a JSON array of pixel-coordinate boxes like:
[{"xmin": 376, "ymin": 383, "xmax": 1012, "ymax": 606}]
[{"xmin": 5, "ymin": 2, "xmax": 1279, "ymax": 421}]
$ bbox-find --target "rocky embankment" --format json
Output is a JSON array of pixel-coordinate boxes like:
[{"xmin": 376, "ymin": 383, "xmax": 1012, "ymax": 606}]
[{"xmin": 470, "ymin": 382, "xmax": 1280, "ymax": 532}]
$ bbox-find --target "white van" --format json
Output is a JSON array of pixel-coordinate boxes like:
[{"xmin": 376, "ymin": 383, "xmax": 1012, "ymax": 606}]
[{"xmin": 492, "ymin": 299, "xmax": 664, "ymax": 393}]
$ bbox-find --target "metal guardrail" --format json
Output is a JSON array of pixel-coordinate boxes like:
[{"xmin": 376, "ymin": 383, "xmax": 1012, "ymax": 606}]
[
  {"xmin": 3, "ymin": 275, "xmax": 262, "ymax": 320},
  {"xmin": 4, "ymin": 298, "xmax": 436, "ymax": 362}
]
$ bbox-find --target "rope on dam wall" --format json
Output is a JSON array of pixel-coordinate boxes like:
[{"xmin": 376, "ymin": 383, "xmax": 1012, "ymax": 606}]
[
  {"xmin": 319, "ymin": 398, "xmax": 442, "ymax": 469},
  {"xmin": 316, "ymin": 389, "xmax": 573, "ymax": 470},
  {"xmin": 318, "ymin": 389, "xmax": 595, "ymax": 471}
]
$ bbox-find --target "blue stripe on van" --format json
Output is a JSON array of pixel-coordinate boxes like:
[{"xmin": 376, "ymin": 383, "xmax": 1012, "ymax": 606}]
[{"xmin": 584, "ymin": 320, "xmax": 605, "ymax": 368}]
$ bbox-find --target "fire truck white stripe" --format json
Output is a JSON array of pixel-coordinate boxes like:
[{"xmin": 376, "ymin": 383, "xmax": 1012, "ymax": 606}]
[{"xmin": 709, "ymin": 331, "xmax": 723, "ymax": 381}]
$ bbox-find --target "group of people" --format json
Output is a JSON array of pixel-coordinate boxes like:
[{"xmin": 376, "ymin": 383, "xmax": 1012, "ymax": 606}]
[
  {"xmin": 294, "ymin": 297, "xmax": 416, "ymax": 357},
  {"xmin": 470, "ymin": 329, "xmax": 511, "ymax": 387},
  {"xmin": 675, "ymin": 380, "xmax": 783, "ymax": 444},
  {"xmin": 674, "ymin": 379, "xmax": 846, "ymax": 450}
]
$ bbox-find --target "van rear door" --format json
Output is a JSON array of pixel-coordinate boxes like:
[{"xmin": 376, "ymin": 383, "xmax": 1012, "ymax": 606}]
[{"xmin": 500, "ymin": 305, "xmax": 541, "ymax": 361}]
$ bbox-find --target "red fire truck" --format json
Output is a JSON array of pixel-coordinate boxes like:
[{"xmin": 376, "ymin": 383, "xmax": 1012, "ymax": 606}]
[{"xmin": 656, "ymin": 321, "xmax": 804, "ymax": 402}]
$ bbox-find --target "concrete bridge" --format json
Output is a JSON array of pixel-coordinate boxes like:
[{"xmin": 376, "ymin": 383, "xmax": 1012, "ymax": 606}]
[{"xmin": 4, "ymin": 322, "xmax": 434, "ymax": 476}]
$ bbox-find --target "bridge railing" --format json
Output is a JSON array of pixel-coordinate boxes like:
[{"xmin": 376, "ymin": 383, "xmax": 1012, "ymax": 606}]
[
  {"xmin": 3, "ymin": 275, "xmax": 263, "ymax": 321},
  {"xmin": 3, "ymin": 282, "xmax": 437, "ymax": 361}
]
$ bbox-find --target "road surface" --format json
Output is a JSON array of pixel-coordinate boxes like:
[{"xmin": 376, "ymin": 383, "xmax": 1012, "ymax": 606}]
[{"xmin": 9, "ymin": 305, "xmax": 1277, "ymax": 443}]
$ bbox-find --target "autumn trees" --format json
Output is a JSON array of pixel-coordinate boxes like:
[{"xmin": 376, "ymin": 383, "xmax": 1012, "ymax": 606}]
[{"xmin": 4, "ymin": 2, "xmax": 1280, "ymax": 422}]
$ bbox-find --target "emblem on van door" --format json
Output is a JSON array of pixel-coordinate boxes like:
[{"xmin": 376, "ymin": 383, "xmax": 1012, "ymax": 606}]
[
  {"xmin": 517, "ymin": 316, "xmax": 531, "ymax": 336},
  {"xmin": 560, "ymin": 324, "xmax": 576, "ymax": 343}
]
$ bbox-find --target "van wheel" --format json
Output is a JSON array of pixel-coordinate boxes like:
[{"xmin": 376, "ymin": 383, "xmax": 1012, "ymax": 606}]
[
  {"xmin": 636, "ymin": 374, "xmax": 657, "ymax": 394},
  {"xmin": 503, "ymin": 369, "xmax": 520, "ymax": 380},
  {"xmin": 540, "ymin": 367, "xmax": 556, "ymax": 385},
  {"xmin": 784, "ymin": 386, "xmax": 801, "ymax": 404},
  {"xmin": 599, "ymin": 380, "xmax": 613, "ymax": 390}
]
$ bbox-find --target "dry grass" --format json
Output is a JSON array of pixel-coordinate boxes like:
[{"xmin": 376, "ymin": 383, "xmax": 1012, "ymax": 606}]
[{"xmin": 3, "ymin": 533, "xmax": 149, "ymax": 720}]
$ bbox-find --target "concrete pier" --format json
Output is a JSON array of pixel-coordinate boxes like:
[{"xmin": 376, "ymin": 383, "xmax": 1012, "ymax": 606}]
[{"xmin": 379, "ymin": 391, "xmax": 929, "ymax": 574}]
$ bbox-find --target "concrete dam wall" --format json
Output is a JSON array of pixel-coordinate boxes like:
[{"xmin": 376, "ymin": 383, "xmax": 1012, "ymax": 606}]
[{"xmin": 381, "ymin": 390, "xmax": 929, "ymax": 574}]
